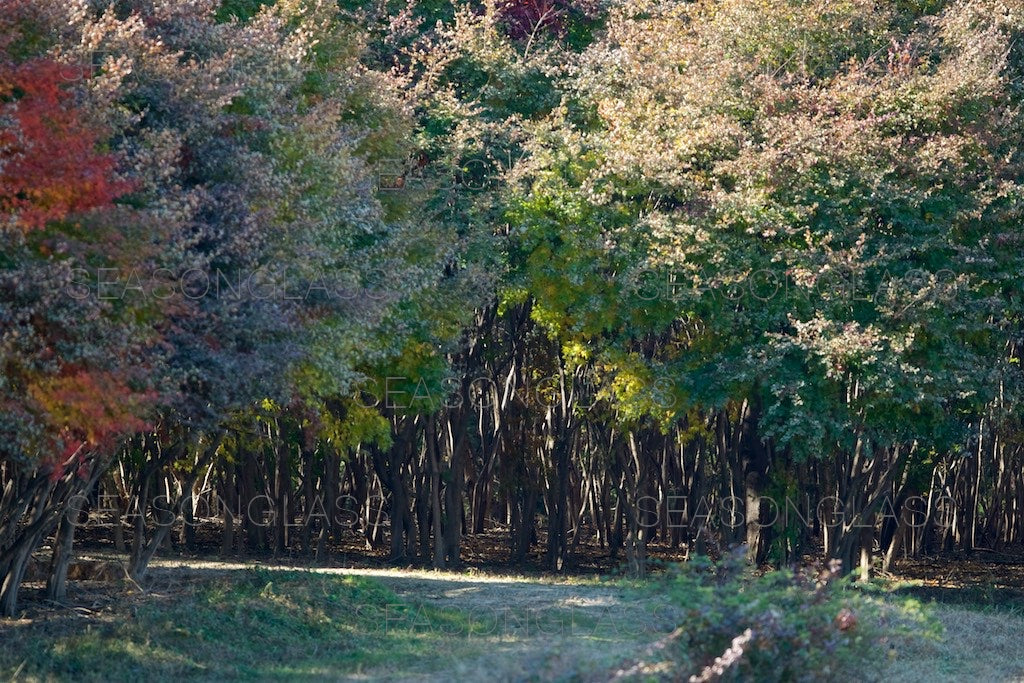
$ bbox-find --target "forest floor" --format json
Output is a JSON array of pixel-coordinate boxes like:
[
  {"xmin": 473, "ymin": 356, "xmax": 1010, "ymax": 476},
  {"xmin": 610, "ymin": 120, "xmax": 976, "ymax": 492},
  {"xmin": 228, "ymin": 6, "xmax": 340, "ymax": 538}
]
[{"xmin": 3, "ymin": 541, "xmax": 1024, "ymax": 680}]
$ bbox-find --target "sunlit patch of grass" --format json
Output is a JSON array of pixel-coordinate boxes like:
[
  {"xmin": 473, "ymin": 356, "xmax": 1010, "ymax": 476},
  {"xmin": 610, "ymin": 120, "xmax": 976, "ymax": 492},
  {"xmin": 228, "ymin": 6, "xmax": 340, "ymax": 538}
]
[
  {"xmin": 878, "ymin": 576, "xmax": 1024, "ymax": 616},
  {"xmin": 884, "ymin": 604, "xmax": 1024, "ymax": 682},
  {"xmin": 0, "ymin": 569, "xmax": 481, "ymax": 681}
]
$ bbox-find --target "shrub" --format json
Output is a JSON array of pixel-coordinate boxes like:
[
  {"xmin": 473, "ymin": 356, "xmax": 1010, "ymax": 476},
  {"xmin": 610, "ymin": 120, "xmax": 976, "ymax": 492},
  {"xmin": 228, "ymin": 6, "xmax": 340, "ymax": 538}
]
[{"xmin": 650, "ymin": 548, "xmax": 932, "ymax": 681}]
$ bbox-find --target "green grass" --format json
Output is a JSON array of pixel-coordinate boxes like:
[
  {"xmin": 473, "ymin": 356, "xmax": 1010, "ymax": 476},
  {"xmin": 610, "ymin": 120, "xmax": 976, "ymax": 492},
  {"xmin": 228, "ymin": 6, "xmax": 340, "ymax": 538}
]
[
  {"xmin": 2, "ymin": 565, "xmax": 1022, "ymax": 682},
  {"xmin": 849, "ymin": 576, "xmax": 1024, "ymax": 681},
  {"xmin": 0, "ymin": 569, "xmax": 480, "ymax": 681},
  {"xmin": 883, "ymin": 603, "xmax": 1024, "ymax": 682}
]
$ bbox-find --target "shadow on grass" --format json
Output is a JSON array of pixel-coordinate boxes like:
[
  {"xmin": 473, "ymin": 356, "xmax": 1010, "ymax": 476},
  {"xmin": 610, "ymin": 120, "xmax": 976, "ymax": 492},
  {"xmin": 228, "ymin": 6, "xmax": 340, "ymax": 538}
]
[
  {"xmin": 0, "ymin": 568, "xmax": 474, "ymax": 681},
  {"xmin": 888, "ymin": 583, "xmax": 1024, "ymax": 614},
  {"xmin": 0, "ymin": 565, "xmax": 665, "ymax": 681}
]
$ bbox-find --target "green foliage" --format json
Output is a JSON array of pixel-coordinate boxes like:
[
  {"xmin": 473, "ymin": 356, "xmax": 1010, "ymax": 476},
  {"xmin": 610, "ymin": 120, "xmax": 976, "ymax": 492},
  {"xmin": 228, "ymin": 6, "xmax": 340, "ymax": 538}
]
[
  {"xmin": 321, "ymin": 398, "xmax": 393, "ymax": 451},
  {"xmin": 3, "ymin": 0, "xmax": 1024, "ymax": 624},
  {"xmin": 215, "ymin": 0, "xmax": 274, "ymax": 23},
  {"xmin": 511, "ymin": 0, "xmax": 1024, "ymax": 455}
]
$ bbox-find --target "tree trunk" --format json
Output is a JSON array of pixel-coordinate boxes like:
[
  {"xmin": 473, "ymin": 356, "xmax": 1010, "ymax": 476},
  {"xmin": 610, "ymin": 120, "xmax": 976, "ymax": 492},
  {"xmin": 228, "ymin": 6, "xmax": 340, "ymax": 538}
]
[{"xmin": 46, "ymin": 511, "xmax": 78, "ymax": 601}]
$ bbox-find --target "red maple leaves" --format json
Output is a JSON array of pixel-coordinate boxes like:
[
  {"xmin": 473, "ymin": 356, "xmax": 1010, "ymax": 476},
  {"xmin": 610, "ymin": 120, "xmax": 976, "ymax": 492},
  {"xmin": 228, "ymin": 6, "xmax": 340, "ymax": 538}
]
[
  {"xmin": 2, "ymin": 14, "xmax": 145, "ymax": 463},
  {"xmin": 0, "ymin": 58, "xmax": 132, "ymax": 231},
  {"xmin": 29, "ymin": 371, "xmax": 156, "ymax": 478}
]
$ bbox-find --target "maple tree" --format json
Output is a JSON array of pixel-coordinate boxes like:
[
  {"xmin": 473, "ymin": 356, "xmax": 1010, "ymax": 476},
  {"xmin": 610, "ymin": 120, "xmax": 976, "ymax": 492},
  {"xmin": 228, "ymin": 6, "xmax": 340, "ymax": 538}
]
[
  {"xmin": 0, "ymin": 64, "xmax": 129, "ymax": 232},
  {"xmin": 0, "ymin": 0, "xmax": 421, "ymax": 609}
]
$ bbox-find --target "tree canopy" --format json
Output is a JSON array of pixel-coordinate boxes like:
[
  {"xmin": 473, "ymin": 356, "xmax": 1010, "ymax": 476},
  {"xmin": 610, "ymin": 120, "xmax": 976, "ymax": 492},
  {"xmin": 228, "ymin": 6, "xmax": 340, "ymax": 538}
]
[{"xmin": 1, "ymin": 0, "xmax": 1023, "ymax": 617}]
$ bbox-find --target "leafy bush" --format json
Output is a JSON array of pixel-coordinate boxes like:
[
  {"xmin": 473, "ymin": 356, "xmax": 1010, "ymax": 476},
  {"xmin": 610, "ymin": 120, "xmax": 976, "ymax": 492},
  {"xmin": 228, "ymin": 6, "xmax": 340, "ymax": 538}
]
[{"xmin": 652, "ymin": 548, "xmax": 933, "ymax": 681}]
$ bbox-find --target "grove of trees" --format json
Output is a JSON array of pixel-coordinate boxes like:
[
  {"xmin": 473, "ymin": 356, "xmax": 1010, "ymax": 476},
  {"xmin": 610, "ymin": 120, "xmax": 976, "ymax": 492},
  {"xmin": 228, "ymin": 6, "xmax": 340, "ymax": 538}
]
[{"xmin": 2, "ymin": 0, "xmax": 1023, "ymax": 617}]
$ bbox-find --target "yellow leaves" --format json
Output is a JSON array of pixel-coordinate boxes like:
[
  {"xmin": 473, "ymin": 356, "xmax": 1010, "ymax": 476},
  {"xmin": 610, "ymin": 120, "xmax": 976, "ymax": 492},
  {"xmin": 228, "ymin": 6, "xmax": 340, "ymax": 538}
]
[
  {"xmin": 530, "ymin": 299, "xmax": 567, "ymax": 337},
  {"xmin": 321, "ymin": 399, "xmax": 391, "ymax": 452},
  {"xmin": 497, "ymin": 287, "xmax": 530, "ymax": 316},
  {"xmin": 595, "ymin": 353, "xmax": 681, "ymax": 427},
  {"xmin": 562, "ymin": 340, "xmax": 591, "ymax": 365},
  {"xmin": 676, "ymin": 407, "xmax": 713, "ymax": 445}
]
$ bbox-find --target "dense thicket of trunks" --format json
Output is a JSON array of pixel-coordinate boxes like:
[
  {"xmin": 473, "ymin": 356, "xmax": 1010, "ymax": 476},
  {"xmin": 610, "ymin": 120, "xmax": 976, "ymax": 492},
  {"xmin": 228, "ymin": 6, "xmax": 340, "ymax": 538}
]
[{"xmin": 3, "ymin": 305, "xmax": 1021, "ymax": 616}]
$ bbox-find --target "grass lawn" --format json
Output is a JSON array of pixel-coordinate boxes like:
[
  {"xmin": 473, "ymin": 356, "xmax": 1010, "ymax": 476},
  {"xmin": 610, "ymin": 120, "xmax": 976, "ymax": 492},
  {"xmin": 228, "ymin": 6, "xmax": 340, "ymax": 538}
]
[
  {"xmin": 1, "ymin": 562, "xmax": 1022, "ymax": 681},
  {"xmin": 0, "ymin": 569, "xmax": 485, "ymax": 681},
  {"xmin": 883, "ymin": 579, "xmax": 1024, "ymax": 682}
]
